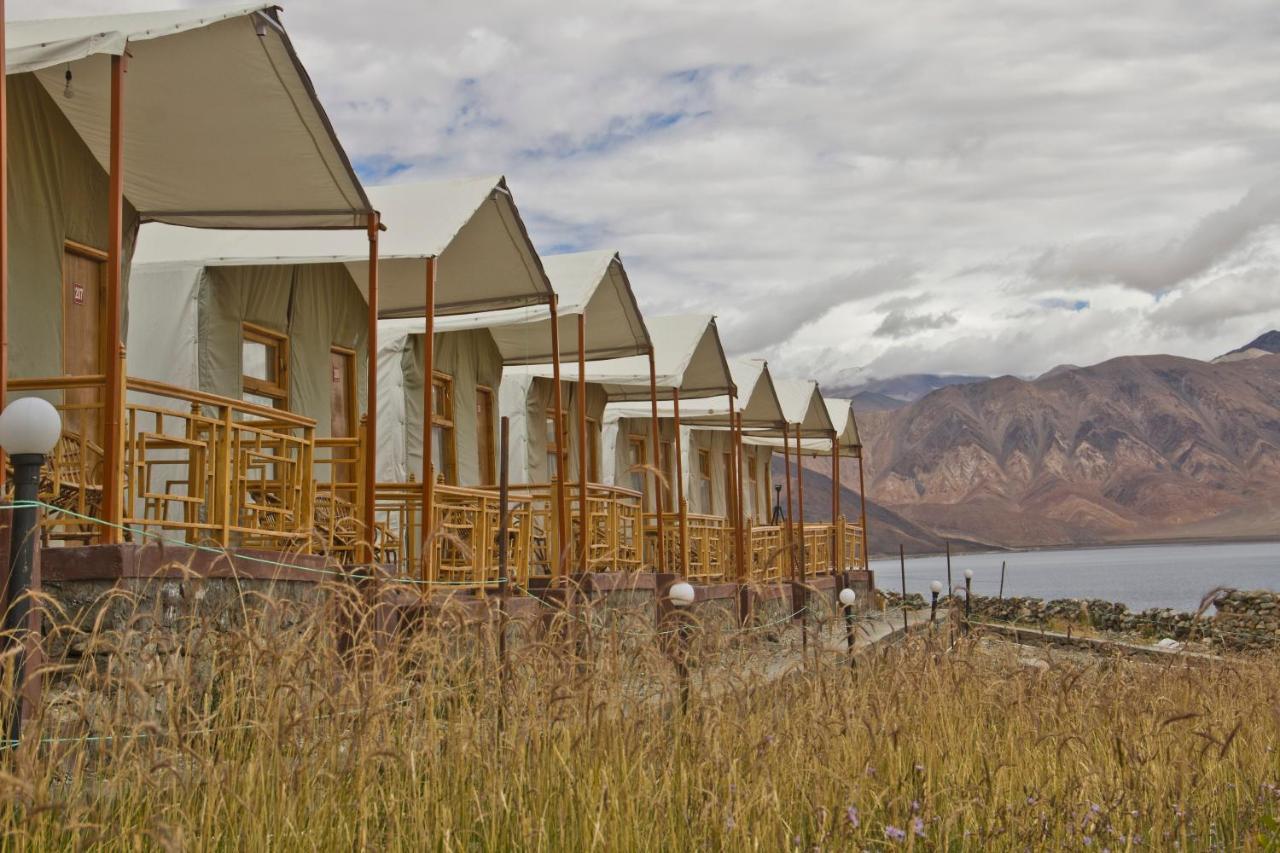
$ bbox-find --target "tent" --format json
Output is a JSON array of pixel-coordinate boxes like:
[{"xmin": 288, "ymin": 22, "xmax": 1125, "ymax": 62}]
[
  {"xmin": 378, "ymin": 250, "xmax": 652, "ymax": 487},
  {"xmin": 603, "ymin": 358, "xmax": 785, "ymax": 520},
  {"xmin": 4, "ymin": 3, "xmax": 374, "ymax": 541}
]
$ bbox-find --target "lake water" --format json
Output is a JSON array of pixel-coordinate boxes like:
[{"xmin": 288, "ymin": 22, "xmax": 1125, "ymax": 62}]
[{"xmin": 869, "ymin": 541, "xmax": 1280, "ymax": 613}]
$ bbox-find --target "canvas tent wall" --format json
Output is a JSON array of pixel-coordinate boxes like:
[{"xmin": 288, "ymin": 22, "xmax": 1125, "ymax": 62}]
[
  {"xmin": 126, "ymin": 259, "xmax": 369, "ymax": 438},
  {"xmin": 603, "ymin": 358, "xmax": 785, "ymax": 521},
  {"xmin": 377, "ymin": 324, "xmax": 504, "ymax": 487},
  {"xmin": 499, "ymin": 374, "xmax": 609, "ymax": 485}
]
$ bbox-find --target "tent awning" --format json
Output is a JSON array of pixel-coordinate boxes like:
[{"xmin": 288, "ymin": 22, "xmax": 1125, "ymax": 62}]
[
  {"xmin": 9, "ymin": 3, "xmax": 371, "ymax": 228},
  {"xmin": 744, "ymin": 397, "xmax": 861, "ymax": 455},
  {"xmin": 742, "ymin": 378, "xmax": 836, "ymax": 440},
  {"xmin": 508, "ymin": 314, "xmax": 734, "ymax": 402},
  {"xmin": 606, "ymin": 358, "xmax": 785, "ymax": 428},
  {"xmin": 413, "ymin": 249, "xmax": 650, "ymax": 363},
  {"xmin": 132, "ymin": 176, "xmax": 553, "ymax": 316}
]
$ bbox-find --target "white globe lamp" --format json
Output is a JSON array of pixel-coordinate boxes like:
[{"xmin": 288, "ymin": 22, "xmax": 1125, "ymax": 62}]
[{"xmin": 669, "ymin": 581, "xmax": 696, "ymax": 607}]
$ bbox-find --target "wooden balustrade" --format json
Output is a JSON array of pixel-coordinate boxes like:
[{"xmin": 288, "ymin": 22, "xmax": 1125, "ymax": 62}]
[
  {"xmin": 7, "ymin": 375, "xmax": 316, "ymax": 550},
  {"xmin": 643, "ymin": 511, "xmax": 731, "ymax": 582},
  {"xmin": 746, "ymin": 524, "xmax": 787, "ymax": 581},
  {"xmin": 367, "ymin": 482, "xmax": 532, "ymax": 589},
  {"xmin": 503, "ymin": 482, "xmax": 644, "ymax": 577}
]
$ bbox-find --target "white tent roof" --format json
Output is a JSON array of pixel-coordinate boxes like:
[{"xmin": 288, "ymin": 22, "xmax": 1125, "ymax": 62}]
[
  {"xmin": 606, "ymin": 358, "xmax": 784, "ymax": 428},
  {"xmin": 405, "ymin": 249, "xmax": 650, "ymax": 363},
  {"xmin": 741, "ymin": 378, "xmax": 835, "ymax": 441},
  {"xmin": 745, "ymin": 397, "xmax": 861, "ymax": 455},
  {"xmin": 133, "ymin": 176, "xmax": 552, "ymax": 316},
  {"xmin": 509, "ymin": 314, "xmax": 734, "ymax": 401},
  {"xmin": 9, "ymin": 3, "xmax": 371, "ymax": 228}
]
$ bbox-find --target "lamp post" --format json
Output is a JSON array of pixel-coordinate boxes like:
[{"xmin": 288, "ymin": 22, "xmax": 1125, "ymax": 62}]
[
  {"xmin": 963, "ymin": 568, "xmax": 974, "ymax": 632},
  {"xmin": 668, "ymin": 580, "xmax": 695, "ymax": 711},
  {"xmin": 930, "ymin": 580, "xmax": 942, "ymax": 626},
  {"xmin": 0, "ymin": 397, "xmax": 62, "ymax": 744},
  {"xmin": 839, "ymin": 586, "xmax": 857, "ymax": 659}
]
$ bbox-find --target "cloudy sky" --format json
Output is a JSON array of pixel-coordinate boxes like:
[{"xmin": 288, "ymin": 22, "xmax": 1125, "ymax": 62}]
[{"xmin": 22, "ymin": 0, "xmax": 1280, "ymax": 385}]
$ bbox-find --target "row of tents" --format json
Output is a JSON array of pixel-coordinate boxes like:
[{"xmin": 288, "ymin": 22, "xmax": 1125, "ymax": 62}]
[{"xmin": 2, "ymin": 3, "xmax": 868, "ymax": 588}]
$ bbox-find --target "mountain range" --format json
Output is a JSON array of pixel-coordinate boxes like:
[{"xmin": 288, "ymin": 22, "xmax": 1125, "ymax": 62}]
[{"xmin": 797, "ymin": 331, "xmax": 1280, "ymax": 555}]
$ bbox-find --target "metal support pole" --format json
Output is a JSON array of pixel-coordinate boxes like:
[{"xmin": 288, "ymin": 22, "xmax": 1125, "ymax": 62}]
[
  {"xmin": 856, "ymin": 446, "xmax": 869, "ymax": 568},
  {"xmin": 782, "ymin": 424, "xmax": 794, "ymax": 577},
  {"xmin": 899, "ymin": 544, "xmax": 908, "ymax": 633},
  {"xmin": 362, "ymin": 213, "xmax": 380, "ymax": 565},
  {"xmin": 5, "ymin": 453, "xmax": 42, "ymax": 744},
  {"xmin": 0, "ymin": 1, "xmax": 9, "ymax": 494},
  {"xmin": 102, "ymin": 54, "xmax": 127, "ymax": 543},
  {"xmin": 646, "ymin": 349, "xmax": 665, "ymax": 572},
  {"xmin": 420, "ymin": 256, "xmax": 436, "ymax": 582},
  {"xmin": 497, "ymin": 415, "xmax": 510, "ymax": 720},
  {"xmin": 831, "ymin": 433, "xmax": 840, "ymax": 570},
  {"xmin": 794, "ymin": 424, "xmax": 808, "ymax": 655},
  {"xmin": 728, "ymin": 396, "xmax": 743, "ymax": 580},
  {"xmin": 576, "ymin": 314, "xmax": 588, "ymax": 576},
  {"xmin": 548, "ymin": 299, "xmax": 567, "ymax": 580}
]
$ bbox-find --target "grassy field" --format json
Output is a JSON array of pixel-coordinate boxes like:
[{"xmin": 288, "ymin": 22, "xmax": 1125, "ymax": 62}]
[{"xmin": 2, "ymin": 583, "xmax": 1279, "ymax": 850}]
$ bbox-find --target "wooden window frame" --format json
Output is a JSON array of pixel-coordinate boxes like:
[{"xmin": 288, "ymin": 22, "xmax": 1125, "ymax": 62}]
[
  {"xmin": 476, "ymin": 385, "xmax": 496, "ymax": 486},
  {"xmin": 696, "ymin": 448, "xmax": 713, "ymax": 511},
  {"xmin": 626, "ymin": 435, "xmax": 647, "ymax": 495},
  {"xmin": 329, "ymin": 344, "xmax": 357, "ymax": 437},
  {"xmin": 748, "ymin": 451, "xmax": 761, "ymax": 521},
  {"xmin": 431, "ymin": 371, "xmax": 457, "ymax": 485},
  {"xmin": 242, "ymin": 322, "xmax": 289, "ymax": 409},
  {"xmin": 545, "ymin": 407, "xmax": 569, "ymax": 482}
]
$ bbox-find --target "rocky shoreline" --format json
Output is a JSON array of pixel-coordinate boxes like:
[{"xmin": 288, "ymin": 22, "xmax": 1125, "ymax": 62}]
[{"xmin": 878, "ymin": 588, "xmax": 1280, "ymax": 652}]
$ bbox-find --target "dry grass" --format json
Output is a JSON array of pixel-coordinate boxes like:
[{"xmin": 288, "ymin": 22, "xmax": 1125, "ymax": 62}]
[{"xmin": 1, "ymin": 580, "xmax": 1279, "ymax": 850}]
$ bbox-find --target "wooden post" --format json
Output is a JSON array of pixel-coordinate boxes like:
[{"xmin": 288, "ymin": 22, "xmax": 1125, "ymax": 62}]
[
  {"xmin": 576, "ymin": 313, "xmax": 588, "ymax": 576},
  {"xmin": 794, "ymin": 424, "xmax": 807, "ymax": 586},
  {"xmin": 361, "ymin": 213, "xmax": 379, "ymax": 565},
  {"xmin": 782, "ymin": 424, "xmax": 794, "ymax": 577},
  {"xmin": 0, "ymin": 0, "xmax": 8, "ymax": 494},
  {"xmin": 548, "ymin": 298, "xmax": 567, "ymax": 580},
  {"xmin": 728, "ymin": 397, "xmax": 743, "ymax": 580},
  {"xmin": 421, "ymin": 256, "xmax": 436, "ymax": 582},
  {"xmin": 647, "ymin": 348, "xmax": 665, "ymax": 572},
  {"xmin": 856, "ymin": 445, "xmax": 869, "ymax": 568},
  {"xmin": 831, "ymin": 432, "xmax": 840, "ymax": 571},
  {"xmin": 101, "ymin": 55, "xmax": 127, "ymax": 543},
  {"xmin": 734, "ymin": 411, "xmax": 747, "ymax": 579},
  {"xmin": 672, "ymin": 387, "xmax": 688, "ymax": 575}
]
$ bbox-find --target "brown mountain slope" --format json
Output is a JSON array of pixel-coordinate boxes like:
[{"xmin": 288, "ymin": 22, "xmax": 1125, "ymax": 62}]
[{"xmin": 855, "ymin": 352, "xmax": 1280, "ymax": 548}]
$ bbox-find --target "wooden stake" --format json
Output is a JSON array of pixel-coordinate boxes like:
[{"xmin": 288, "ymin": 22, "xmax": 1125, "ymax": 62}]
[
  {"xmin": 728, "ymin": 396, "xmax": 743, "ymax": 580},
  {"xmin": 421, "ymin": 256, "xmax": 436, "ymax": 581},
  {"xmin": 782, "ymin": 423, "xmax": 794, "ymax": 578},
  {"xmin": 856, "ymin": 445, "xmax": 869, "ymax": 568},
  {"xmin": 999, "ymin": 560, "xmax": 1006, "ymax": 600},
  {"xmin": 102, "ymin": 54, "xmax": 126, "ymax": 544},
  {"xmin": 362, "ymin": 213, "xmax": 379, "ymax": 565},
  {"xmin": 831, "ymin": 431, "xmax": 840, "ymax": 570},
  {"xmin": 548, "ymin": 298, "xmax": 567, "ymax": 580},
  {"xmin": 672, "ymin": 387, "xmax": 687, "ymax": 575},
  {"xmin": 576, "ymin": 313, "xmax": 588, "ymax": 576},
  {"xmin": 647, "ymin": 348, "xmax": 665, "ymax": 572},
  {"xmin": 899, "ymin": 543, "xmax": 908, "ymax": 633}
]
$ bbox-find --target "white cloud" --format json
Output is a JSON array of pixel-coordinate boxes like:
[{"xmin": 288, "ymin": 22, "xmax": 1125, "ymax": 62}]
[{"xmin": 18, "ymin": 0, "xmax": 1280, "ymax": 380}]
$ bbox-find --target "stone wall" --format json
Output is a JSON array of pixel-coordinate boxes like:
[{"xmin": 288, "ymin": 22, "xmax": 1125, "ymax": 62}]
[{"xmin": 878, "ymin": 588, "xmax": 1280, "ymax": 653}]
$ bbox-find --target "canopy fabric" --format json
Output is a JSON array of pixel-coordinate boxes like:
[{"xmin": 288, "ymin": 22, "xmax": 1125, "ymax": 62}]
[
  {"xmin": 741, "ymin": 378, "xmax": 835, "ymax": 442},
  {"xmin": 134, "ymin": 176, "xmax": 552, "ymax": 316},
  {"xmin": 605, "ymin": 358, "xmax": 784, "ymax": 428},
  {"xmin": 508, "ymin": 315, "xmax": 734, "ymax": 401},
  {"xmin": 743, "ymin": 397, "xmax": 861, "ymax": 455},
  {"xmin": 407, "ymin": 249, "xmax": 650, "ymax": 363},
  {"xmin": 9, "ymin": 3, "xmax": 371, "ymax": 228}
]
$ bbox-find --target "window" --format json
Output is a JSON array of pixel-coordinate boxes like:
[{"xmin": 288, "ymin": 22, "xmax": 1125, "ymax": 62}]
[
  {"xmin": 242, "ymin": 323, "xmax": 288, "ymax": 409},
  {"xmin": 476, "ymin": 386, "xmax": 496, "ymax": 485},
  {"xmin": 626, "ymin": 436, "xmax": 647, "ymax": 497},
  {"xmin": 544, "ymin": 409, "xmax": 568, "ymax": 482},
  {"xmin": 748, "ymin": 453, "xmax": 761, "ymax": 521},
  {"xmin": 723, "ymin": 450, "xmax": 735, "ymax": 517},
  {"xmin": 586, "ymin": 417, "xmax": 601, "ymax": 482},
  {"xmin": 696, "ymin": 449, "xmax": 713, "ymax": 512},
  {"xmin": 430, "ymin": 372, "xmax": 457, "ymax": 485}
]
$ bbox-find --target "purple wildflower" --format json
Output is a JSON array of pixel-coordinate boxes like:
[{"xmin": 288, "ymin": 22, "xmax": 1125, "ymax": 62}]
[
  {"xmin": 913, "ymin": 817, "xmax": 926, "ymax": 838},
  {"xmin": 1083, "ymin": 837, "xmax": 1092, "ymax": 847},
  {"xmin": 911, "ymin": 800, "xmax": 921, "ymax": 813},
  {"xmin": 884, "ymin": 825, "xmax": 907, "ymax": 842},
  {"xmin": 845, "ymin": 806, "xmax": 860, "ymax": 829}
]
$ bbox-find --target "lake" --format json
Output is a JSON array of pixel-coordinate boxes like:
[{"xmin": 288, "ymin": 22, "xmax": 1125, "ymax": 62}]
[{"xmin": 869, "ymin": 541, "xmax": 1280, "ymax": 613}]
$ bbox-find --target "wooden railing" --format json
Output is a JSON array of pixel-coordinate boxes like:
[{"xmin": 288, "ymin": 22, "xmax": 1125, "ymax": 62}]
[
  {"xmin": 369, "ymin": 482, "xmax": 533, "ymax": 590},
  {"xmin": 644, "ymin": 512, "xmax": 731, "ymax": 582},
  {"xmin": 747, "ymin": 524, "xmax": 787, "ymax": 581},
  {"xmin": 504, "ymin": 482, "xmax": 644, "ymax": 577},
  {"xmin": 7, "ymin": 375, "xmax": 316, "ymax": 550}
]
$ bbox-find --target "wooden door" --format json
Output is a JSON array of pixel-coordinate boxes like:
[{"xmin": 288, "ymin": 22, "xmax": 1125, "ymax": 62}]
[
  {"xmin": 476, "ymin": 386, "xmax": 496, "ymax": 486},
  {"xmin": 330, "ymin": 347, "xmax": 355, "ymax": 484},
  {"xmin": 62, "ymin": 243, "xmax": 106, "ymax": 444}
]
